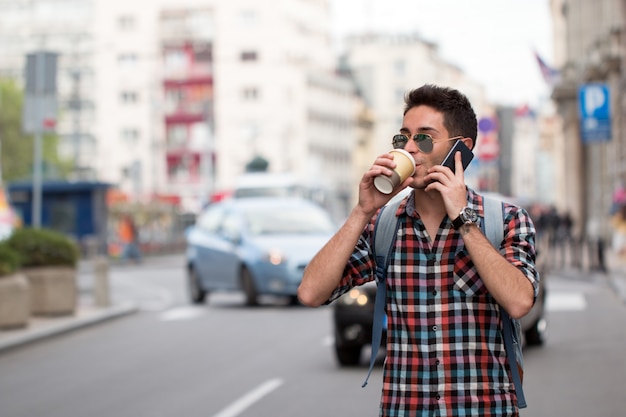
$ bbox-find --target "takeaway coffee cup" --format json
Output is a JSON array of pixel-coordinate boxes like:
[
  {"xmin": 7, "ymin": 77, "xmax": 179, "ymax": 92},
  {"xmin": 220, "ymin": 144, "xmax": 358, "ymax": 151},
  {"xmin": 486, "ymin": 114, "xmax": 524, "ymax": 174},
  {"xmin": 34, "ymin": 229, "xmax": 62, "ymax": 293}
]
[{"xmin": 373, "ymin": 149, "xmax": 416, "ymax": 194}]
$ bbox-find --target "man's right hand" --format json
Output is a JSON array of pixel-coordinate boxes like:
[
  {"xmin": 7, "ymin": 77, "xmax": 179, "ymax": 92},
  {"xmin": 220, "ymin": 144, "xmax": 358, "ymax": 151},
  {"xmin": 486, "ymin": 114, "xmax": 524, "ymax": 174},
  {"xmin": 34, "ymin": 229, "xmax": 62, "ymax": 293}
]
[{"xmin": 359, "ymin": 152, "xmax": 413, "ymax": 215}]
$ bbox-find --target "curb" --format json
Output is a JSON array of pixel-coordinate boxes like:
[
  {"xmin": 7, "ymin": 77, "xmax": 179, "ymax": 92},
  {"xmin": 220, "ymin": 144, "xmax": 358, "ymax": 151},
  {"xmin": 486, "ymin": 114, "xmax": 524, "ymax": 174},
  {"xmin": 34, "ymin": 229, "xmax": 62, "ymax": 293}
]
[{"xmin": 0, "ymin": 303, "xmax": 138, "ymax": 353}]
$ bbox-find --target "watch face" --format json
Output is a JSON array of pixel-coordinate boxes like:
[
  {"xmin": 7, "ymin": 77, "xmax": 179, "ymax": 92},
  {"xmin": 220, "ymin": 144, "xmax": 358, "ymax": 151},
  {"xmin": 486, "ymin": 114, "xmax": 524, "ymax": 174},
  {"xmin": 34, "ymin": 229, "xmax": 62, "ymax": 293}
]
[{"xmin": 461, "ymin": 207, "xmax": 478, "ymax": 223}]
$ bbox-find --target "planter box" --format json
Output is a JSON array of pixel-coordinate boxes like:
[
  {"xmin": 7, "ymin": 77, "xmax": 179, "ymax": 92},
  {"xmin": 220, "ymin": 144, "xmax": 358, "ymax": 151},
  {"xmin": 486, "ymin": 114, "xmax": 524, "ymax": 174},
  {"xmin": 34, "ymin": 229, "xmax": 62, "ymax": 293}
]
[
  {"xmin": 22, "ymin": 266, "xmax": 77, "ymax": 316},
  {"xmin": 0, "ymin": 273, "xmax": 31, "ymax": 329}
]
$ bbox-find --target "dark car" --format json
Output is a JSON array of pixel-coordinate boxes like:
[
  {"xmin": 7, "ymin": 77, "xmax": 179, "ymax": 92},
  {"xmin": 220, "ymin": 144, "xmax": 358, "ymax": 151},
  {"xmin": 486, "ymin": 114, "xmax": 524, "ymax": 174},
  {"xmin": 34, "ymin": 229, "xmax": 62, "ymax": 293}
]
[
  {"xmin": 332, "ymin": 194, "xmax": 548, "ymax": 366},
  {"xmin": 333, "ymin": 278, "xmax": 547, "ymax": 366},
  {"xmin": 186, "ymin": 197, "xmax": 336, "ymax": 306}
]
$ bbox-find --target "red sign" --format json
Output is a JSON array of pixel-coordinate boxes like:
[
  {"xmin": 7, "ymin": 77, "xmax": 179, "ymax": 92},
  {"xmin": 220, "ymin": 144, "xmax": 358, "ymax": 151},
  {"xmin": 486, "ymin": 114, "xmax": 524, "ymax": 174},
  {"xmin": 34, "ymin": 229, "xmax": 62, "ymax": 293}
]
[
  {"xmin": 43, "ymin": 118, "xmax": 56, "ymax": 130},
  {"xmin": 477, "ymin": 134, "xmax": 499, "ymax": 161}
]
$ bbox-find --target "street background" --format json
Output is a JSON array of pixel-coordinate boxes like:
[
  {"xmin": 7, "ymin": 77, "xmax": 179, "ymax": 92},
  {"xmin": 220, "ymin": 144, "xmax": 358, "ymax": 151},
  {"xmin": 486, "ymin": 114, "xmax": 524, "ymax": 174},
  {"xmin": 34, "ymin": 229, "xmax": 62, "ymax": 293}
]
[{"xmin": 1, "ymin": 249, "xmax": 625, "ymax": 417}]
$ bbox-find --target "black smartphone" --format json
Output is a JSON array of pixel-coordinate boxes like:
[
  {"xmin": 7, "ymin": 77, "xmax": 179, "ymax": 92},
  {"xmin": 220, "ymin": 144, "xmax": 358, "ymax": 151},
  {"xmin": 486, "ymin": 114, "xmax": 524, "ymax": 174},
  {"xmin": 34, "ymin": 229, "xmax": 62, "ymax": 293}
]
[{"xmin": 441, "ymin": 140, "xmax": 474, "ymax": 173}]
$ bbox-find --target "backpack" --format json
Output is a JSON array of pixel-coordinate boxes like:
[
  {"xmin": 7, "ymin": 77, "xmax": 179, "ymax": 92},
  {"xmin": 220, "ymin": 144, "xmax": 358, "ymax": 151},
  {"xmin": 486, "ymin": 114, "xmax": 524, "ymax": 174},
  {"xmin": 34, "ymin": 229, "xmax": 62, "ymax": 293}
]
[{"xmin": 362, "ymin": 195, "xmax": 527, "ymax": 409}]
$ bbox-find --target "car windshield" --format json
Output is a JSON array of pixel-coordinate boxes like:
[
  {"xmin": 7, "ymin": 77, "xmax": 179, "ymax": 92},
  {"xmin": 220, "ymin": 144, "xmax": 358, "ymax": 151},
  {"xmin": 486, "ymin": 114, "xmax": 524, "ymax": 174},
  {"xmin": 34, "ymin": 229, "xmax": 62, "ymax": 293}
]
[{"xmin": 244, "ymin": 205, "xmax": 335, "ymax": 235}]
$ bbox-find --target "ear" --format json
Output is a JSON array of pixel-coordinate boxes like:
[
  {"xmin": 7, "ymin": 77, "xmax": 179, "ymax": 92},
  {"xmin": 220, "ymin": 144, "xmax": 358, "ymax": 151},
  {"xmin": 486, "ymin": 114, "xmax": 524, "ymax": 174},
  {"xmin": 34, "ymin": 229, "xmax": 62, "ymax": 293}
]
[{"xmin": 462, "ymin": 137, "xmax": 474, "ymax": 151}]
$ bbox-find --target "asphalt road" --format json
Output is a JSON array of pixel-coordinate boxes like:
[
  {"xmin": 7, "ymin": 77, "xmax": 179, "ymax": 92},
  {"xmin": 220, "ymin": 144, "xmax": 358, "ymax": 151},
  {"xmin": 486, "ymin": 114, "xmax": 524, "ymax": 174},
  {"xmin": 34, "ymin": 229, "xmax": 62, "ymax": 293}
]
[{"xmin": 0, "ymin": 255, "xmax": 625, "ymax": 417}]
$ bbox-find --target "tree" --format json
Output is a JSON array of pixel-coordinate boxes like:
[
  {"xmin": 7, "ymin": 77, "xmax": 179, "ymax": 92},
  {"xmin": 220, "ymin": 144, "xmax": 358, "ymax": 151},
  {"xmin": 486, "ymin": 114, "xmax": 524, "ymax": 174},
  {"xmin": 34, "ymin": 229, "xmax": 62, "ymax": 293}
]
[
  {"xmin": 0, "ymin": 78, "xmax": 71, "ymax": 182},
  {"xmin": 245, "ymin": 155, "xmax": 269, "ymax": 172}
]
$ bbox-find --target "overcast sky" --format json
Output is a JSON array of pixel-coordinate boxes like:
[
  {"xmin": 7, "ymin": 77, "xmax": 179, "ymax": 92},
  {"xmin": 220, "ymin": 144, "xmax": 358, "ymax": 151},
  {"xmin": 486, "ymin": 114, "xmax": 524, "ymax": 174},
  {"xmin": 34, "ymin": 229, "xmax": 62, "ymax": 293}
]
[{"xmin": 329, "ymin": 0, "xmax": 554, "ymax": 107}]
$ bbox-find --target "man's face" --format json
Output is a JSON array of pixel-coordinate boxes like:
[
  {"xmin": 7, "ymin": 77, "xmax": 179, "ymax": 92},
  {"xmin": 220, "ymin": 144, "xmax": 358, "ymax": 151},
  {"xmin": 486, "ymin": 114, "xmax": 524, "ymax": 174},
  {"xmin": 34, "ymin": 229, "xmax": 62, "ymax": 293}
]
[{"xmin": 399, "ymin": 105, "xmax": 455, "ymax": 189}]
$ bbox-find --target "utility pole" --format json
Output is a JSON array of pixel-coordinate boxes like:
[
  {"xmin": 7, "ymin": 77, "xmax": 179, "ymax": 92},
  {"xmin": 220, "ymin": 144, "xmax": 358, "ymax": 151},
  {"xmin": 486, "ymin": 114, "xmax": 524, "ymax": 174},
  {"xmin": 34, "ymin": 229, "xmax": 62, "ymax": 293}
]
[
  {"xmin": 70, "ymin": 68, "xmax": 82, "ymax": 176},
  {"xmin": 0, "ymin": 88, "xmax": 3, "ymax": 185},
  {"xmin": 23, "ymin": 51, "xmax": 58, "ymax": 228}
]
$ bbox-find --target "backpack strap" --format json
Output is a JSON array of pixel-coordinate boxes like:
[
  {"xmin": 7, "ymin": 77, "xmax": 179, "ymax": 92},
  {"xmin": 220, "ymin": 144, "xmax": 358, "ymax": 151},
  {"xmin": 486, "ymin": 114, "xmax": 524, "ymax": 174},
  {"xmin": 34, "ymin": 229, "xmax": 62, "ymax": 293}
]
[
  {"xmin": 361, "ymin": 197, "xmax": 403, "ymax": 388},
  {"xmin": 483, "ymin": 196, "xmax": 527, "ymax": 409}
]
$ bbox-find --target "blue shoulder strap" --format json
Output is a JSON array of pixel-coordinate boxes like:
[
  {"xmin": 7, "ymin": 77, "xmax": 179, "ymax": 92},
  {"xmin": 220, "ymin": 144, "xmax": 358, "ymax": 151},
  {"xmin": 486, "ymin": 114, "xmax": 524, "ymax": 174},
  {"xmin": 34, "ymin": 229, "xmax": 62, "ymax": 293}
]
[
  {"xmin": 362, "ymin": 197, "xmax": 402, "ymax": 388},
  {"xmin": 483, "ymin": 196, "xmax": 527, "ymax": 409}
]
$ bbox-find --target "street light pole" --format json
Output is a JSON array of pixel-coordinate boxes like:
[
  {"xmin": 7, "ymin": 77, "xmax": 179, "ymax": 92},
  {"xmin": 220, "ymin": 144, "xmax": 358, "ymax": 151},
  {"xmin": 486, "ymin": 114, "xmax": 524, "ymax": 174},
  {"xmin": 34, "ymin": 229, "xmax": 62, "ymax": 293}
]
[{"xmin": 23, "ymin": 51, "xmax": 58, "ymax": 229}]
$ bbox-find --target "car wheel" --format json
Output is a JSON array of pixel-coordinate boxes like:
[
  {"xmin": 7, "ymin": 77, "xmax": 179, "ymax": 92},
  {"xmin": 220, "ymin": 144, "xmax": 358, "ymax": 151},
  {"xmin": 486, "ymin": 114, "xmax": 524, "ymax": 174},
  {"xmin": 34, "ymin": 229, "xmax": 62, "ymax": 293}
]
[
  {"xmin": 335, "ymin": 343, "xmax": 362, "ymax": 366},
  {"xmin": 524, "ymin": 317, "xmax": 547, "ymax": 346},
  {"xmin": 188, "ymin": 267, "xmax": 207, "ymax": 304},
  {"xmin": 240, "ymin": 268, "xmax": 258, "ymax": 306}
]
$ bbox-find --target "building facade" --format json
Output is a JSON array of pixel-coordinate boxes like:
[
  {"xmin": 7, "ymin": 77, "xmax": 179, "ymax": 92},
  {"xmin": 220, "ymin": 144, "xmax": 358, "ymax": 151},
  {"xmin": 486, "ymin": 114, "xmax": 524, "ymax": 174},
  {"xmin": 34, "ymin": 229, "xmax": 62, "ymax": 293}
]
[
  {"xmin": 1, "ymin": 1, "xmax": 515, "ymax": 218},
  {"xmin": 0, "ymin": 0, "xmax": 361, "ymax": 214},
  {"xmin": 340, "ymin": 33, "xmax": 491, "ymax": 191},
  {"xmin": 550, "ymin": 0, "xmax": 625, "ymax": 244}
]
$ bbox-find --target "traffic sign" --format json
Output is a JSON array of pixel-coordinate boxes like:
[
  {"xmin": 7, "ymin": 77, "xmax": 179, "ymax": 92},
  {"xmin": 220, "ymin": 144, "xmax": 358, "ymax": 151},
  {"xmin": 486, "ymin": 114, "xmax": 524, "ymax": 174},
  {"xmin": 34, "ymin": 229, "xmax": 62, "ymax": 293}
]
[{"xmin": 578, "ymin": 83, "xmax": 611, "ymax": 143}]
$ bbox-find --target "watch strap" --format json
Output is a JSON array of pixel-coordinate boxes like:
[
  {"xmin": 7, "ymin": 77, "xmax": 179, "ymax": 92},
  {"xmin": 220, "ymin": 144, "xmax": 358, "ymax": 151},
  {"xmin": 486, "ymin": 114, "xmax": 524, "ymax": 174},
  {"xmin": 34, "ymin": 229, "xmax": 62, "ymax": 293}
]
[{"xmin": 452, "ymin": 214, "xmax": 465, "ymax": 230}]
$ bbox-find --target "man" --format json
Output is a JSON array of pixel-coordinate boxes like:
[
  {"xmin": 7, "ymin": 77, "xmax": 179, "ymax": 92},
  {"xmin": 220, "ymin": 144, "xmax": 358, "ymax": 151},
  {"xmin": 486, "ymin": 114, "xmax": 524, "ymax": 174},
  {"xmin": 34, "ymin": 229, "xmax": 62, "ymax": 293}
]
[{"xmin": 298, "ymin": 84, "xmax": 538, "ymax": 416}]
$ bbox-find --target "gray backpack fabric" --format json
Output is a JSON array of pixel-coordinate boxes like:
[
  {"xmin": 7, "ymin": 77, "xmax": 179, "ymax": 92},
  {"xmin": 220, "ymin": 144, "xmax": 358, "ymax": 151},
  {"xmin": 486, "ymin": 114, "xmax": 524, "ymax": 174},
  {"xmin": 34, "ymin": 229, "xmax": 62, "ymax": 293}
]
[{"xmin": 366, "ymin": 195, "xmax": 527, "ymax": 408}]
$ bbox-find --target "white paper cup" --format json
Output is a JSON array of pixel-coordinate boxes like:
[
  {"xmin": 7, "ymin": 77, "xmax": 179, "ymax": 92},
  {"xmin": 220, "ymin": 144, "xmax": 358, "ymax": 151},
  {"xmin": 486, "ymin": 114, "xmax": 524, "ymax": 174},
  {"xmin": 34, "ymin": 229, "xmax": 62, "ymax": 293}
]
[{"xmin": 373, "ymin": 149, "xmax": 416, "ymax": 194}]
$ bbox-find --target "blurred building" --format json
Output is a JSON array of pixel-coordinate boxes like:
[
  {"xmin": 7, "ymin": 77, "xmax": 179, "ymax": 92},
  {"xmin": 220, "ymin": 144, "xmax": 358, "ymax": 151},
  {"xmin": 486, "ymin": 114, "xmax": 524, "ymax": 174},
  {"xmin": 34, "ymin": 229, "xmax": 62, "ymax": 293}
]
[
  {"xmin": 341, "ymin": 34, "xmax": 489, "ymax": 153},
  {"xmin": 0, "ymin": 1, "xmax": 510, "ymax": 217},
  {"xmin": 0, "ymin": 0, "xmax": 360, "ymax": 214},
  {"xmin": 549, "ymin": 0, "xmax": 625, "ymax": 243},
  {"xmin": 340, "ymin": 33, "xmax": 491, "ymax": 191},
  {"xmin": 496, "ymin": 104, "xmax": 560, "ymax": 205}
]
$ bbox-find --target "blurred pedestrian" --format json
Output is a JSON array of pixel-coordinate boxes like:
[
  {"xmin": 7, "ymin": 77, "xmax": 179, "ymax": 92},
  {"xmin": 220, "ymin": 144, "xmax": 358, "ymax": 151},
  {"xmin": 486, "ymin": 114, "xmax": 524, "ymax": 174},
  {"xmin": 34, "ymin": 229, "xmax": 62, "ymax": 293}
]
[
  {"xmin": 118, "ymin": 214, "xmax": 141, "ymax": 263},
  {"xmin": 298, "ymin": 84, "xmax": 538, "ymax": 416}
]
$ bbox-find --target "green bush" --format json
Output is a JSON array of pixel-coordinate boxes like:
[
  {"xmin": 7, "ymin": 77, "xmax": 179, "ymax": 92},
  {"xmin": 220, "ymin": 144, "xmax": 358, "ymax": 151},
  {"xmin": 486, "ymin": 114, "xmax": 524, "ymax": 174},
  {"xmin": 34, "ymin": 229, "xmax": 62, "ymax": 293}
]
[
  {"xmin": 7, "ymin": 227, "xmax": 79, "ymax": 268},
  {"xmin": 0, "ymin": 242, "xmax": 20, "ymax": 276}
]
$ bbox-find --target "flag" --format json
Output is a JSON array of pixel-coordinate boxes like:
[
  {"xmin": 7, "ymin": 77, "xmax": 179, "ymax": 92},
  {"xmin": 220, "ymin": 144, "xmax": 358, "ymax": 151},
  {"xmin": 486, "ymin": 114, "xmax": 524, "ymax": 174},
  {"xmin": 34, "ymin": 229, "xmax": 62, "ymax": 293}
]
[{"xmin": 534, "ymin": 51, "xmax": 560, "ymax": 86}]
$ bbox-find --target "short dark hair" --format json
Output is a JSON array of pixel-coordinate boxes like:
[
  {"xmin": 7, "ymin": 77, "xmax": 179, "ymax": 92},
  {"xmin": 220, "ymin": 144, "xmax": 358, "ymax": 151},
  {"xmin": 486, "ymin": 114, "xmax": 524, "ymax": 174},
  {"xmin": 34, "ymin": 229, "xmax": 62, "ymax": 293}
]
[{"xmin": 404, "ymin": 84, "xmax": 478, "ymax": 146}]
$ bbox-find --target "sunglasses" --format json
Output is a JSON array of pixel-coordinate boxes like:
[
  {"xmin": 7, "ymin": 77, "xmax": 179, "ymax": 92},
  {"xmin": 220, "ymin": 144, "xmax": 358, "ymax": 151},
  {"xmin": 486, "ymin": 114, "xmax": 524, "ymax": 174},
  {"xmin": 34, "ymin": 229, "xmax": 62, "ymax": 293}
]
[{"xmin": 392, "ymin": 133, "xmax": 464, "ymax": 153}]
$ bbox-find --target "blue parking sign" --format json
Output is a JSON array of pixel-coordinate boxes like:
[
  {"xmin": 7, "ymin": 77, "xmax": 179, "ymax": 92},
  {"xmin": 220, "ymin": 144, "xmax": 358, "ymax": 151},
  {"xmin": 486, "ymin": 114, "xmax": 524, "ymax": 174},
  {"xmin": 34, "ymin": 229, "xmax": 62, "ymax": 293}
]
[{"xmin": 578, "ymin": 83, "xmax": 611, "ymax": 143}]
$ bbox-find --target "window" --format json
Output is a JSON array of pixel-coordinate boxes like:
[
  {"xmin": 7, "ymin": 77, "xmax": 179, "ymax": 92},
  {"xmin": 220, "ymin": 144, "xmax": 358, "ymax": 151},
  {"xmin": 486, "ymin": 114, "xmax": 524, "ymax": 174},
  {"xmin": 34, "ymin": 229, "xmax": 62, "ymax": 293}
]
[
  {"xmin": 49, "ymin": 197, "xmax": 76, "ymax": 235},
  {"xmin": 239, "ymin": 10, "xmax": 258, "ymax": 27},
  {"xmin": 118, "ymin": 53, "xmax": 138, "ymax": 69},
  {"xmin": 120, "ymin": 91, "xmax": 139, "ymax": 104},
  {"xmin": 166, "ymin": 125, "xmax": 187, "ymax": 148},
  {"xmin": 167, "ymin": 153, "xmax": 200, "ymax": 182},
  {"xmin": 118, "ymin": 15, "xmax": 136, "ymax": 31},
  {"xmin": 198, "ymin": 206, "xmax": 224, "ymax": 232},
  {"xmin": 242, "ymin": 87, "xmax": 258, "ymax": 101},
  {"xmin": 240, "ymin": 50, "xmax": 258, "ymax": 61},
  {"xmin": 121, "ymin": 128, "xmax": 140, "ymax": 144}
]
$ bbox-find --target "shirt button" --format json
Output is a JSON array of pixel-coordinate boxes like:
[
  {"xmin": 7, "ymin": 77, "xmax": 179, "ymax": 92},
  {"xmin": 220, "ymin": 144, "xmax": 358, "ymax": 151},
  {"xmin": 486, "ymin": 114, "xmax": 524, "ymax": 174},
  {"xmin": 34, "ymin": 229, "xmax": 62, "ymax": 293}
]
[
  {"xmin": 432, "ymin": 325, "xmax": 438, "ymax": 331},
  {"xmin": 435, "ymin": 359, "xmax": 440, "ymax": 365},
  {"xmin": 436, "ymin": 394, "xmax": 441, "ymax": 400},
  {"xmin": 432, "ymin": 289, "xmax": 438, "ymax": 296}
]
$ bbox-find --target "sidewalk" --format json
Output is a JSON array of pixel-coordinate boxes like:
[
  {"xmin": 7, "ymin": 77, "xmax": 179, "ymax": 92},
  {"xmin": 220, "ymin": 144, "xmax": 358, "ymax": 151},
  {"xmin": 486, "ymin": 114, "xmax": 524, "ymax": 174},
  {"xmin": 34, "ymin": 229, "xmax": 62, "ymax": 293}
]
[
  {"xmin": 543, "ymin": 241, "xmax": 626, "ymax": 304},
  {"xmin": 0, "ymin": 257, "xmax": 139, "ymax": 353}
]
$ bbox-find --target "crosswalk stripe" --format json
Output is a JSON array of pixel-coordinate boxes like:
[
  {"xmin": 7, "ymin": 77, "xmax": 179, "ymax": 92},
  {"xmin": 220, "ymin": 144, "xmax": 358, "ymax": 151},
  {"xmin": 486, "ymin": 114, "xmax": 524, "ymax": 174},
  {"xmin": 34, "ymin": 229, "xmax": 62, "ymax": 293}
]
[{"xmin": 546, "ymin": 292, "xmax": 586, "ymax": 311}]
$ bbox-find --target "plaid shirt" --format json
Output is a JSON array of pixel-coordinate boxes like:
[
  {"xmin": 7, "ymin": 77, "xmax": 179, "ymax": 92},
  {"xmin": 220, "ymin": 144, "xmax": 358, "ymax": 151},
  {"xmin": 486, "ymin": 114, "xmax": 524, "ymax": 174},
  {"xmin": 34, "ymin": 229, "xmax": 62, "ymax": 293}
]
[{"xmin": 328, "ymin": 188, "xmax": 539, "ymax": 417}]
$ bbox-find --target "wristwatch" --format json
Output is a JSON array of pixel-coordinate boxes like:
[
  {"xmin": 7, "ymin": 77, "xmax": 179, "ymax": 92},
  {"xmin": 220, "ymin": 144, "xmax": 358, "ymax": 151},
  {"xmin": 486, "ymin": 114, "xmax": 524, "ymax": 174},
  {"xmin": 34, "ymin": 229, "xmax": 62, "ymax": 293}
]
[{"xmin": 452, "ymin": 206, "xmax": 478, "ymax": 230}]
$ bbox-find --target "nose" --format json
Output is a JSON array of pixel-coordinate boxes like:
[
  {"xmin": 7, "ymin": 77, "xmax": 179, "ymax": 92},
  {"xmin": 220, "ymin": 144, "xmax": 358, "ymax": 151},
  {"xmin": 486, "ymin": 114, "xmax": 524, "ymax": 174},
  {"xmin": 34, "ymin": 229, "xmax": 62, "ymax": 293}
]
[{"xmin": 402, "ymin": 136, "xmax": 420, "ymax": 155}]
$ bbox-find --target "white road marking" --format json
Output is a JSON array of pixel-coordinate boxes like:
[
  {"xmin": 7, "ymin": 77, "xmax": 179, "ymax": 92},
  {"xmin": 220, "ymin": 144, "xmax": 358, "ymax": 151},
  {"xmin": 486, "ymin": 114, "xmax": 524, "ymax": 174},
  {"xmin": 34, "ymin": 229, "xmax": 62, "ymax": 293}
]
[
  {"xmin": 111, "ymin": 277, "xmax": 174, "ymax": 311},
  {"xmin": 159, "ymin": 306, "xmax": 206, "ymax": 321},
  {"xmin": 546, "ymin": 292, "xmax": 587, "ymax": 311},
  {"xmin": 212, "ymin": 378, "xmax": 284, "ymax": 417}
]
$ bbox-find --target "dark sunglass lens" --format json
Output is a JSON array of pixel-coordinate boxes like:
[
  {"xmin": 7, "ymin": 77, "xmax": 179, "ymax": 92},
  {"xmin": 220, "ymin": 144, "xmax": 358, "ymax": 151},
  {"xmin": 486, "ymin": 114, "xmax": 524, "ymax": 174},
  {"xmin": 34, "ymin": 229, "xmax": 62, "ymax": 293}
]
[
  {"xmin": 414, "ymin": 134, "xmax": 434, "ymax": 153},
  {"xmin": 392, "ymin": 134, "xmax": 408, "ymax": 149}
]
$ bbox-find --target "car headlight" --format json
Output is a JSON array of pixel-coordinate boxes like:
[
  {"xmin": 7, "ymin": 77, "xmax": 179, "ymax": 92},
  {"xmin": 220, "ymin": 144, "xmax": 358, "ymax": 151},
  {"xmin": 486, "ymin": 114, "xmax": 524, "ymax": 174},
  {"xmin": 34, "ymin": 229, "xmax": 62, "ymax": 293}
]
[
  {"xmin": 340, "ymin": 287, "xmax": 370, "ymax": 306},
  {"xmin": 265, "ymin": 248, "xmax": 286, "ymax": 265}
]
